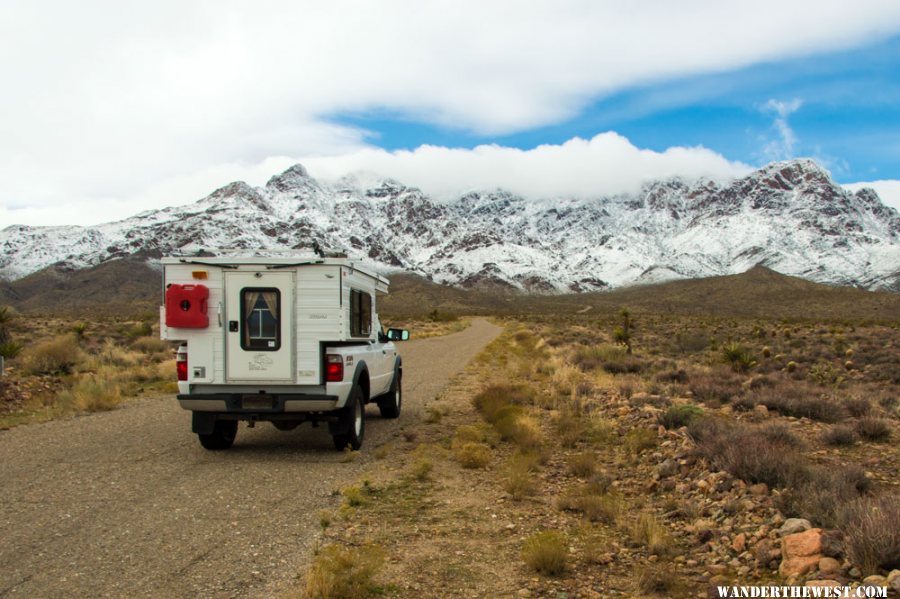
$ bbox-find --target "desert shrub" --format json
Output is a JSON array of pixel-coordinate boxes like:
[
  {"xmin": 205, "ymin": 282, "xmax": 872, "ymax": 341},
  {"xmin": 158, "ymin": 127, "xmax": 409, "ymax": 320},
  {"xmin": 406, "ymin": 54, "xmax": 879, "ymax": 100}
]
[
  {"xmin": 690, "ymin": 418, "xmax": 808, "ymax": 488},
  {"xmin": 521, "ymin": 532, "xmax": 567, "ymax": 575},
  {"xmin": 658, "ymin": 404, "xmax": 703, "ymax": 430},
  {"xmin": 758, "ymin": 422, "xmax": 804, "ymax": 449},
  {"xmin": 843, "ymin": 397, "xmax": 871, "ymax": 418},
  {"xmin": 57, "ymin": 375, "xmax": 122, "ymax": 412},
  {"xmin": 304, "ymin": 543, "xmax": 385, "ymax": 599},
  {"xmin": 841, "ymin": 493, "xmax": 900, "ymax": 575},
  {"xmin": 654, "ymin": 368, "xmax": 689, "ymax": 384},
  {"xmin": 472, "ymin": 384, "xmax": 535, "ymax": 420},
  {"xmin": 855, "ymin": 416, "xmax": 892, "ymax": 443},
  {"xmin": 748, "ymin": 386, "xmax": 844, "ymax": 423},
  {"xmin": 628, "ymin": 513, "xmax": 673, "ymax": 555},
  {"xmin": 821, "ymin": 425, "xmax": 857, "ymax": 446},
  {"xmin": 409, "ymin": 457, "xmax": 433, "ymax": 482},
  {"xmin": 454, "ymin": 442, "xmax": 491, "ymax": 469},
  {"xmin": 127, "ymin": 321, "xmax": 153, "ymax": 338},
  {"xmin": 635, "ymin": 565, "xmax": 678, "ymax": 595},
  {"xmin": 555, "ymin": 409, "xmax": 587, "ymax": 448},
  {"xmin": 0, "ymin": 341, "xmax": 23, "ymax": 359},
  {"xmin": 808, "ymin": 361, "xmax": 846, "ymax": 387},
  {"xmin": 721, "ymin": 342, "xmax": 756, "ymax": 373},
  {"xmin": 689, "ymin": 368, "xmax": 741, "ymax": 404},
  {"xmin": 779, "ymin": 465, "xmax": 871, "ymax": 528},
  {"xmin": 558, "ymin": 490, "xmax": 623, "ymax": 524},
  {"xmin": 572, "ymin": 344, "xmax": 641, "ymax": 373},
  {"xmin": 130, "ymin": 336, "xmax": 171, "ymax": 355},
  {"xmin": 21, "ymin": 334, "xmax": 84, "ymax": 375},
  {"xmin": 567, "ymin": 452, "xmax": 596, "ymax": 478},
  {"xmin": 453, "ymin": 424, "xmax": 494, "ymax": 448},
  {"xmin": 673, "ymin": 329, "xmax": 709, "ymax": 354},
  {"xmin": 623, "ymin": 428, "xmax": 657, "ymax": 454},
  {"xmin": 89, "ymin": 339, "xmax": 142, "ymax": 368},
  {"xmin": 427, "ymin": 309, "xmax": 458, "ymax": 322}
]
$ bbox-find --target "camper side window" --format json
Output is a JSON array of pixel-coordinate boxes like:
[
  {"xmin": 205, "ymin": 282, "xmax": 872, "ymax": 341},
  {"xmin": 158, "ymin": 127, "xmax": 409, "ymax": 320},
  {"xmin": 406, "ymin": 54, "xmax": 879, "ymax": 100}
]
[
  {"xmin": 241, "ymin": 288, "xmax": 281, "ymax": 351},
  {"xmin": 350, "ymin": 289, "xmax": 372, "ymax": 337}
]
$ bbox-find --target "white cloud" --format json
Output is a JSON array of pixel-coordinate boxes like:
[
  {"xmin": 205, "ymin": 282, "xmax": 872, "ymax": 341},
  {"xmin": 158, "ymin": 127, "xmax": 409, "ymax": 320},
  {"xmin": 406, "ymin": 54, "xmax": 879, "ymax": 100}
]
[
  {"xmin": 302, "ymin": 133, "xmax": 750, "ymax": 201},
  {"xmin": 762, "ymin": 98, "xmax": 804, "ymax": 160},
  {"xmin": 844, "ymin": 180, "xmax": 900, "ymax": 211},
  {"xmin": 1, "ymin": 0, "xmax": 900, "ymax": 226}
]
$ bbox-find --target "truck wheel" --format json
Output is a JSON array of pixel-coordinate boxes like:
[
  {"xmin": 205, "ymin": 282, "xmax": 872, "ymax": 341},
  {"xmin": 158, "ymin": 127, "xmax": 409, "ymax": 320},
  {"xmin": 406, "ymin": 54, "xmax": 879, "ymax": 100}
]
[
  {"xmin": 198, "ymin": 420, "xmax": 238, "ymax": 450},
  {"xmin": 332, "ymin": 386, "xmax": 365, "ymax": 451},
  {"xmin": 377, "ymin": 374, "xmax": 401, "ymax": 419}
]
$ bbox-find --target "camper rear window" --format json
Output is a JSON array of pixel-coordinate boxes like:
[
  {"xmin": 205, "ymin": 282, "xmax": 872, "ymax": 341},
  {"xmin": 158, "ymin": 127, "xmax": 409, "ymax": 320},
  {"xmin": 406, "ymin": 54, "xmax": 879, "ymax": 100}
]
[
  {"xmin": 241, "ymin": 288, "xmax": 281, "ymax": 351},
  {"xmin": 350, "ymin": 289, "xmax": 372, "ymax": 337}
]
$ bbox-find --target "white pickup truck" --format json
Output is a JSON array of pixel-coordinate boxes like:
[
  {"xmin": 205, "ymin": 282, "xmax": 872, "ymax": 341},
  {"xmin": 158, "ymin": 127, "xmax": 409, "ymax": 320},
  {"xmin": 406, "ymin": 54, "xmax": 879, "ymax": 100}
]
[{"xmin": 159, "ymin": 255, "xmax": 409, "ymax": 451}]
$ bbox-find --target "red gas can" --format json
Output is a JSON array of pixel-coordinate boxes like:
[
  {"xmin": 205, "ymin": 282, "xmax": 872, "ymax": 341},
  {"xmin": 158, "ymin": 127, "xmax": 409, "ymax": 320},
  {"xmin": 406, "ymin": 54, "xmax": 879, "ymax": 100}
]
[{"xmin": 165, "ymin": 284, "xmax": 209, "ymax": 328}]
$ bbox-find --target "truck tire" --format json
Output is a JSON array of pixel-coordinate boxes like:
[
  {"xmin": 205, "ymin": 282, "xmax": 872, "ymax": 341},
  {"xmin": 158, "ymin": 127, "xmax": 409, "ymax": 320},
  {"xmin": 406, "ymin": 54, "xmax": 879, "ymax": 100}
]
[
  {"xmin": 332, "ymin": 386, "xmax": 365, "ymax": 451},
  {"xmin": 198, "ymin": 419, "xmax": 238, "ymax": 450},
  {"xmin": 377, "ymin": 373, "xmax": 401, "ymax": 419}
]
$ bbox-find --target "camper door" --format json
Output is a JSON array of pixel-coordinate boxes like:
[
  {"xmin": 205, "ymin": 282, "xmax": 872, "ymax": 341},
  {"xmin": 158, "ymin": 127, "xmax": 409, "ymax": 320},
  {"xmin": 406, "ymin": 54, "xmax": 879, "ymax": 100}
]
[{"xmin": 225, "ymin": 271, "xmax": 294, "ymax": 382}]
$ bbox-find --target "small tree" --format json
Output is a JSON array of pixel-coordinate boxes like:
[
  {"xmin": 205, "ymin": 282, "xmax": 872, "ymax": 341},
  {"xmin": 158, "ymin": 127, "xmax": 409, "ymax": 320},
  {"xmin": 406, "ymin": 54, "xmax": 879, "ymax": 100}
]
[{"xmin": 613, "ymin": 308, "xmax": 633, "ymax": 355}]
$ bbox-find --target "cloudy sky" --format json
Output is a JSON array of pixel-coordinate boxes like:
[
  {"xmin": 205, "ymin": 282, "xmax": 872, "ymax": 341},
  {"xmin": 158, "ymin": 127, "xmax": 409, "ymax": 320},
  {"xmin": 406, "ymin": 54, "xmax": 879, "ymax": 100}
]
[{"xmin": 2, "ymin": 0, "xmax": 900, "ymax": 226}]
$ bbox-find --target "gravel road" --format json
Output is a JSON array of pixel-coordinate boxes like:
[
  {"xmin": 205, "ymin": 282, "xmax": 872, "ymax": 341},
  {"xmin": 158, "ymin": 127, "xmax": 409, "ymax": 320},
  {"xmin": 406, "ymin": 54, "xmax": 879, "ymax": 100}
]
[{"xmin": 0, "ymin": 318, "xmax": 501, "ymax": 599}]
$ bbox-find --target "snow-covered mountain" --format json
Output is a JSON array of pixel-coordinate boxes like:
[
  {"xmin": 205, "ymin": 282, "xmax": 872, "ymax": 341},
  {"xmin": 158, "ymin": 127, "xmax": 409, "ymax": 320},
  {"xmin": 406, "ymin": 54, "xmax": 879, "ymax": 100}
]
[{"xmin": 2, "ymin": 159, "xmax": 898, "ymax": 292}]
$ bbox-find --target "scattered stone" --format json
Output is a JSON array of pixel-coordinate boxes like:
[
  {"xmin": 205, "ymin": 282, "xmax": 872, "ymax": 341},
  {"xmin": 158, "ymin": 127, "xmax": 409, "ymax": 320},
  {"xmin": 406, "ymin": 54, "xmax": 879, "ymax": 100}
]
[
  {"xmin": 749, "ymin": 483, "xmax": 769, "ymax": 496},
  {"xmin": 817, "ymin": 557, "xmax": 841, "ymax": 576},
  {"xmin": 862, "ymin": 575, "xmax": 887, "ymax": 587},
  {"xmin": 806, "ymin": 580, "xmax": 841, "ymax": 590},
  {"xmin": 731, "ymin": 533, "xmax": 746, "ymax": 553},
  {"xmin": 848, "ymin": 567, "xmax": 862, "ymax": 579},
  {"xmin": 779, "ymin": 528, "xmax": 823, "ymax": 578},
  {"xmin": 778, "ymin": 518, "xmax": 812, "ymax": 536},
  {"xmin": 888, "ymin": 570, "xmax": 900, "ymax": 594},
  {"xmin": 754, "ymin": 405, "xmax": 769, "ymax": 418}
]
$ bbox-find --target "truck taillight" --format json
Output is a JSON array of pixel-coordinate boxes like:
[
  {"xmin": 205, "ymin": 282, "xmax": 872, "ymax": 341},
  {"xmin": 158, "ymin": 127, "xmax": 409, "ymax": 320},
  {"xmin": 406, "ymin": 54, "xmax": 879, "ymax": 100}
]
[
  {"xmin": 176, "ymin": 347, "xmax": 188, "ymax": 381},
  {"xmin": 325, "ymin": 354, "xmax": 343, "ymax": 382}
]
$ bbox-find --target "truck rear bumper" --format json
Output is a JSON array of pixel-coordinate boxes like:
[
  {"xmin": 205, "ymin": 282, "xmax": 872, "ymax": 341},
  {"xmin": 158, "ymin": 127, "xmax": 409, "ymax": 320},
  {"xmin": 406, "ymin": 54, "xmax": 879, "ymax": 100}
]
[{"xmin": 177, "ymin": 393, "xmax": 340, "ymax": 413}]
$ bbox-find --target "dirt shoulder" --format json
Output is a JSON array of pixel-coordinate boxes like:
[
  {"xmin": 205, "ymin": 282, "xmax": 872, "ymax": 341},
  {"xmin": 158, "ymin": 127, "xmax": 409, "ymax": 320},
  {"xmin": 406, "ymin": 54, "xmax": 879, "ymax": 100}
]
[{"xmin": 0, "ymin": 318, "xmax": 501, "ymax": 599}]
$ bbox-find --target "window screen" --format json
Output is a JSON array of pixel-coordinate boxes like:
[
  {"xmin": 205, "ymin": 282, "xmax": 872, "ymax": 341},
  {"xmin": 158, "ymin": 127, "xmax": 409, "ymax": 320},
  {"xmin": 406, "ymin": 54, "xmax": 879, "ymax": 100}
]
[
  {"xmin": 241, "ymin": 288, "xmax": 281, "ymax": 351},
  {"xmin": 350, "ymin": 289, "xmax": 372, "ymax": 337}
]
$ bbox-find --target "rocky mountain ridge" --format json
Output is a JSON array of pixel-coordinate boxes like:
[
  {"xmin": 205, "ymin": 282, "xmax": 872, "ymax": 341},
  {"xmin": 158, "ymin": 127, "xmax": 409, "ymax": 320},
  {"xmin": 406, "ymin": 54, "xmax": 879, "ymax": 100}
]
[{"xmin": 1, "ymin": 159, "xmax": 898, "ymax": 292}]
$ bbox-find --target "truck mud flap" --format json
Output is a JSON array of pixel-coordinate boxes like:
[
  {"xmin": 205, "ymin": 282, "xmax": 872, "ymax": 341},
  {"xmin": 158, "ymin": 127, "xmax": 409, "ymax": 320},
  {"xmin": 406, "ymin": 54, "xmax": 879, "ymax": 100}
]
[{"xmin": 192, "ymin": 412, "xmax": 218, "ymax": 435}]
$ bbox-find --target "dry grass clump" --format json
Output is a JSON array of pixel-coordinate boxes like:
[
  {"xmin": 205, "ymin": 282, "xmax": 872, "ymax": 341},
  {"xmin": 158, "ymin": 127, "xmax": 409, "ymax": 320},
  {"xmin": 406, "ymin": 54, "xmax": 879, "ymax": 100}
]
[
  {"xmin": 521, "ymin": 531, "xmax": 567, "ymax": 575},
  {"xmin": 855, "ymin": 416, "xmax": 892, "ymax": 442},
  {"xmin": 567, "ymin": 452, "xmax": 596, "ymax": 478},
  {"xmin": 572, "ymin": 344, "xmax": 643, "ymax": 374},
  {"xmin": 504, "ymin": 461, "xmax": 538, "ymax": 500},
  {"xmin": 129, "ymin": 336, "xmax": 171, "ymax": 356},
  {"xmin": 843, "ymin": 397, "xmax": 871, "ymax": 417},
  {"xmin": 57, "ymin": 375, "xmax": 122, "ymax": 412},
  {"xmin": 821, "ymin": 424, "xmax": 857, "ymax": 446},
  {"xmin": 472, "ymin": 384, "xmax": 535, "ymax": 419},
  {"xmin": 623, "ymin": 428, "xmax": 657, "ymax": 454},
  {"xmin": 628, "ymin": 512, "xmax": 673, "ymax": 555},
  {"xmin": 557, "ymin": 488, "xmax": 623, "ymax": 524},
  {"xmin": 634, "ymin": 564, "xmax": 678, "ymax": 595},
  {"xmin": 840, "ymin": 493, "xmax": 900, "ymax": 575},
  {"xmin": 303, "ymin": 543, "xmax": 385, "ymax": 599},
  {"xmin": 21, "ymin": 334, "xmax": 84, "ymax": 375},
  {"xmin": 454, "ymin": 442, "xmax": 492, "ymax": 469}
]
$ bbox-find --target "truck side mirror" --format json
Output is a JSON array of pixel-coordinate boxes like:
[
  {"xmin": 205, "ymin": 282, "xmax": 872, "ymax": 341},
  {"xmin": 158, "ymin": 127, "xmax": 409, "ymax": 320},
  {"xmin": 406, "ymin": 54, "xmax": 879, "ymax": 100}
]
[{"xmin": 386, "ymin": 328, "xmax": 410, "ymax": 341}]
